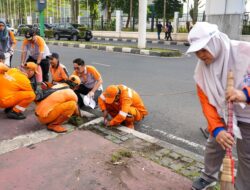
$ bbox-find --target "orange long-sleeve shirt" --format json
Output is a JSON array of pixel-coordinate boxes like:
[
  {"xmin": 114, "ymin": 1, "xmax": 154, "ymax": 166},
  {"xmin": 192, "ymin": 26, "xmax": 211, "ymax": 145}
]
[
  {"xmin": 50, "ymin": 63, "xmax": 69, "ymax": 83},
  {"xmin": 197, "ymin": 85, "xmax": 224, "ymax": 135},
  {"xmin": 98, "ymin": 85, "xmax": 148, "ymax": 126},
  {"xmin": 35, "ymin": 84, "xmax": 78, "ymax": 118},
  {"xmin": 0, "ymin": 68, "xmax": 34, "ymax": 102}
]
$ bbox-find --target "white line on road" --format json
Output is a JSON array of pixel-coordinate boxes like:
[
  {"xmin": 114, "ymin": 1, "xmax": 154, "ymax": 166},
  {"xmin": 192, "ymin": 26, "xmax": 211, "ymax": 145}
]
[
  {"xmin": 149, "ymin": 128, "xmax": 205, "ymax": 151},
  {"xmin": 91, "ymin": 62, "xmax": 111, "ymax": 67}
]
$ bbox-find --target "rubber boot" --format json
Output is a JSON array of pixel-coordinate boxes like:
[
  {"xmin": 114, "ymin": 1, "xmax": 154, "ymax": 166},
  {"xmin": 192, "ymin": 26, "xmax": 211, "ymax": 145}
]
[
  {"xmin": 125, "ymin": 117, "xmax": 135, "ymax": 129},
  {"xmin": 47, "ymin": 115, "xmax": 69, "ymax": 133}
]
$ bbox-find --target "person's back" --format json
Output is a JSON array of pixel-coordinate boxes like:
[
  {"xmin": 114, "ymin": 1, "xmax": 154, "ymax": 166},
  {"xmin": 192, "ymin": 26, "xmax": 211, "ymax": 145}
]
[
  {"xmin": 0, "ymin": 68, "xmax": 32, "ymax": 99},
  {"xmin": 35, "ymin": 84, "xmax": 77, "ymax": 118},
  {"xmin": 157, "ymin": 22, "xmax": 162, "ymax": 32}
]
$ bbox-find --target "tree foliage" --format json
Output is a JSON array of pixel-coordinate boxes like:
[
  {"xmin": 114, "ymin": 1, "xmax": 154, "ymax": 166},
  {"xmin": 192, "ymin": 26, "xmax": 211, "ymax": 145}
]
[{"xmin": 153, "ymin": 0, "xmax": 183, "ymax": 20}]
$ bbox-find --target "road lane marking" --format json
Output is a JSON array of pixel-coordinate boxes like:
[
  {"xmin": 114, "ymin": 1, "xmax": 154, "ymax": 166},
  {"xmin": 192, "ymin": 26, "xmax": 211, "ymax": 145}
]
[
  {"xmin": 152, "ymin": 128, "xmax": 205, "ymax": 150},
  {"xmin": 91, "ymin": 62, "xmax": 111, "ymax": 67}
]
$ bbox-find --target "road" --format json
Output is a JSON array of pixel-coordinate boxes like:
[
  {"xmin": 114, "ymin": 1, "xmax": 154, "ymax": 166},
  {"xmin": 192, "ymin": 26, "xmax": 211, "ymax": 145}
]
[{"xmin": 13, "ymin": 41, "xmax": 207, "ymax": 155}]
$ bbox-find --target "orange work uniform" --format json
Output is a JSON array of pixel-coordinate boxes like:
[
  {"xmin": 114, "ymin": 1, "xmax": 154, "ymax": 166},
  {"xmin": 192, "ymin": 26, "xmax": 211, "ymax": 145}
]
[
  {"xmin": 50, "ymin": 63, "xmax": 69, "ymax": 83},
  {"xmin": 35, "ymin": 84, "xmax": 78, "ymax": 130},
  {"xmin": 98, "ymin": 85, "xmax": 148, "ymax": 127},
  {"xmin": 0, "ymin": 68, "xmax": 35, "ymax": 113}
]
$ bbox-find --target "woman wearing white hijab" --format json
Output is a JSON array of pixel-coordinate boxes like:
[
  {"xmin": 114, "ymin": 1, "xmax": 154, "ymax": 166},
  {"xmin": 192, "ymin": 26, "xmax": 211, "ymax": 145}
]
[{"xmin": 188, "ymin": 22, "xmax": 250, "ymax": 190}]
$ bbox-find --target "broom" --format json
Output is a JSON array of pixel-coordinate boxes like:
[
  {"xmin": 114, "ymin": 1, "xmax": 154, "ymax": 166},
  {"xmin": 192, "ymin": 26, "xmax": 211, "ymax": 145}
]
[{"xmin": 220, "ymin": 70, "xmax": 235, "ymax": 190}]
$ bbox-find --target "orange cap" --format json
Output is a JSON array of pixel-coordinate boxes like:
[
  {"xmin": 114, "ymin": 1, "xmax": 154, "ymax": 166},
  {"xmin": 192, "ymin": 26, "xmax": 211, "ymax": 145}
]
[
  {"xmin": 24, "ymin": 62, "xmax": 38, "ymax": 74},
  {"xmin": 0, "ymin": 62, "xmax": 9, "ymax": 74},
  {"xmin": 69, "ymin": 75, "xmax": 81, "ymax": 85},
  {"xmin": 104, "ymin": 85, "xmax": 119, "ymax": 104}
]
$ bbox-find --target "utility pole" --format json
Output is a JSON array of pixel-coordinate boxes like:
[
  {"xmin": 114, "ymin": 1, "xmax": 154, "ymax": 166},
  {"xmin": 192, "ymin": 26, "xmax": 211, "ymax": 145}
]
[
  {"xmin": 163, "ymin": 0, "xmax": 166, "ymax": 25},
  {"xmin": 138, "ymin": 0, "xmax": 147, "ymax": 49}
]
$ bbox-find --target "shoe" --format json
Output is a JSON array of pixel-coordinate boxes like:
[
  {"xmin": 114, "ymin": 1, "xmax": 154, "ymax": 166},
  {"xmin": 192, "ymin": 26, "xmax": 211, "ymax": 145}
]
[
  {"xmin": 192, "ymin": 177, "xmax": 216, "ymax": 190},
  {"xmin": 6, "ymin": 110, "xmax": 26, "ymax": 120},
  {"xmin": 4, "ymin": 107, "xmax": 12, "ymax": 113},
  {"xmin": 47, "ymin": 124, "xmax": 67, "ymax": 133}
]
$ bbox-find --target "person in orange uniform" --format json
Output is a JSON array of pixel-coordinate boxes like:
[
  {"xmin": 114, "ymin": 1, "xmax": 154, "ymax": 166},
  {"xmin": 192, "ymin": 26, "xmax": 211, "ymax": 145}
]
[
  {"xmin": 72, "ymin": 58, "xmax": 103, "ymax": 108},
  {"xmin": 35, "ymin": 75, "xmax": 80, "ymax": 133},
  {"xmin": 98, "ymin": 85, "xmax": 148, "ymax": 129},
  {"xmin": 0, "ymin": 19, "xmax": 16, "ymax": 67},
  {"xmin": 47, "ymin": 52, "xmax": 69, "ymax": 87},
  {"xmin": 0, "ymin": 62, "xmax": 36, "ymax": 119},
  {"xmin": 21, "ymin": 29, "xmax": 50, "ymax": 82}
]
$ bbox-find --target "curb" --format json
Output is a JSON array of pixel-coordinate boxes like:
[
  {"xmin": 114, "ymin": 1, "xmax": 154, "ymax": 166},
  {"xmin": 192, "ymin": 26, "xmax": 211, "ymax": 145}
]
[
  {"xmin": 93, "ymin": 37, "xmax": 190, "ymax": 46},
  {"xmin": 46, "ymin": 41, "xmax": 182, "ymax": 57}
]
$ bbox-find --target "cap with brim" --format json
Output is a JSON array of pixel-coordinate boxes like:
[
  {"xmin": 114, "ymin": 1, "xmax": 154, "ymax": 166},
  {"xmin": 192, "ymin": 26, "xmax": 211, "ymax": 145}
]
[
  {"xmin": 24, "ymin": 62, "xmax": 39, "ymax": 74},
  {"xmin": 186, "ymin": 37, "xmax": 211, "ymax": 54},
  {"xmin": 186, "ymin": 22, "xmax": 219, "ymax": 54},
  {"xmin": 105, "ymin": 95, "xmax": 116, "ymax": 104}
]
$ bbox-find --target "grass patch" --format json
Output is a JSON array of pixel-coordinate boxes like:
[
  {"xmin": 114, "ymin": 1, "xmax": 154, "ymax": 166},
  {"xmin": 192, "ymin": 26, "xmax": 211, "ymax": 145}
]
[{"xmin": 111, "ymin": 149, "xmax": 132, "ymax": 163}]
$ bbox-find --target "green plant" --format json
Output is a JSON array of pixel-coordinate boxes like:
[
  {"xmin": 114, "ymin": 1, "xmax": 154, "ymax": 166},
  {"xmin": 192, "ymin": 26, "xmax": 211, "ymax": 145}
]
[
  {"xmin": 44, "ymin": 29, "xmax": 54, "ymax": 38},
  {"xmin": 178, "ymin": 26, "xmax": 188, "ymax": 33},
  {"xmin": 111, "ymin": 149, "xmax": 132, "ymax": 163}
]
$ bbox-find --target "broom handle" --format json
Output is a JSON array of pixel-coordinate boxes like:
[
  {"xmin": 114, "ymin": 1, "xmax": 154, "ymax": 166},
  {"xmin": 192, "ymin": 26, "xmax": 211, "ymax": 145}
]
[
  {"xmin": 225, "ymin": 70, "xmax": 235, "ymax": 185},
  {"xmin": 226, "ymin": 71, "xmax": 234, "ymax": 157}
]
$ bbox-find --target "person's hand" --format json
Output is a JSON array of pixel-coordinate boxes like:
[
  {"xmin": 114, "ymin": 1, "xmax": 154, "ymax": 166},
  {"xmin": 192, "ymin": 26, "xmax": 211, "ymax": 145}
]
[
  {"xmin": 88, "ymin": 91, "xmax": 94, "ymax": 98},
  {"xmin": 216, "ymin": 130, "xmax": 235, "ymax": 150},
  {"xmin": 226, "ymin": 88, "xmax": 247, "ymax": 102}
]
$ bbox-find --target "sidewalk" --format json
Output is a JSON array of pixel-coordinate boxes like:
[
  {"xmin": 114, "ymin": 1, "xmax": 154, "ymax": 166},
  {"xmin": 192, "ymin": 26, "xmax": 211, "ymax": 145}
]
[{"xmin": 0, "ymin": 108, "xmax": 199, "ymax": 190}]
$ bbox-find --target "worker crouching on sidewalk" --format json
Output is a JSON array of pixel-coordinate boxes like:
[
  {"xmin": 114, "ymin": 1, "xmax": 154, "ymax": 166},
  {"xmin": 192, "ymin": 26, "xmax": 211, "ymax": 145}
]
[
  {"xmin": 35, "ymin": 75, "xmax": 81, "ymax": 133},
  {"xmin": 98, "ymin": 85, "xmax": 148, "ymax": 129},
  {"xmin": 0, "ymin": 62, "xmax": 36, "ymax": 119}
]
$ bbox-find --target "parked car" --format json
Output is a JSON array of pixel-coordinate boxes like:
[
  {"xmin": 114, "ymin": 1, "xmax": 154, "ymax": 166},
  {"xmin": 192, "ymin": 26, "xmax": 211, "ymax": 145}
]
[
  {"xmin": 53, "ymin": 23, "xmax": 93, "ymax": 41},
  {"xmin": 16, "ymin": 24, "xmax": 32, "ymax": 36}
]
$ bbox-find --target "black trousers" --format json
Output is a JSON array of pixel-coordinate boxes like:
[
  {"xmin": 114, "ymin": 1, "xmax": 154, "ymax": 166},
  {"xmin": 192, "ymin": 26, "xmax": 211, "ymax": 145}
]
[
  {"xmin": 26, "ymin": 56, "xmax": 50, "ymax": 82},
  {"xmin": 166, "ymin": 32, "xmax": 172, "ymax": 41},
  {"xmin": 75, "ymin": 84, "xmax": 102, "ymax": 108}
]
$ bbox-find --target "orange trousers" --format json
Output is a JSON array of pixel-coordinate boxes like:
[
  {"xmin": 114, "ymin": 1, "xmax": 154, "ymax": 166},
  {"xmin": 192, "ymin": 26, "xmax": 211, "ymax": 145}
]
[
  {"xmin": 106, "ymin": 104, "xmax": 142, "ymax": 122},
  {"xmin": 38, "ymin": 101, "xmax": 77, "ymax": 125},
  {"xmin": 0, "ymin": 91, "xmax": 35, "ymax": 113}
]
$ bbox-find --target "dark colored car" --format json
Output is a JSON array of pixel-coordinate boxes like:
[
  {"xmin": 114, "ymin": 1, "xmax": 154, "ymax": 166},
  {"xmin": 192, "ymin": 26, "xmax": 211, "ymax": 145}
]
[
  {"xmin": 16, "ymin": 24, "xmax": 32, "ymax": 36},
  {"xmin": 53, "ymin": 23, "xmax": 93, "ymax": 41}
]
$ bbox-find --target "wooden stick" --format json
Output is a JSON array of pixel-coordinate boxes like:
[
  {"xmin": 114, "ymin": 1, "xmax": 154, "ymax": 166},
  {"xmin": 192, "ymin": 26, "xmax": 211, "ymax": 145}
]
[{"xmin": 220, "ymin": 70, "xmax": 235, "ymax": 190}]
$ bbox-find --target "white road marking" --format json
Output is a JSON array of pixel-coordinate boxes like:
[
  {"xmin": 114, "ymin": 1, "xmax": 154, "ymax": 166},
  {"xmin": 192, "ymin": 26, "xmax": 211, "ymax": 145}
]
[
  {"xmin": 141, "ymin": 127, "xmax": 205, "ymax": 151},
  {"xmin": 91, "ymin": 62, "xmax": 111, "ymax": 67}
]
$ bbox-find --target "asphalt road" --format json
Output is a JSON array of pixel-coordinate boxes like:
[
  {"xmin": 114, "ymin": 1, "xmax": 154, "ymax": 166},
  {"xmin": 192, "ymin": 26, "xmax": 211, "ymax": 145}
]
[{"xmin": 13, "ymin": 41, "xmax": 207, "ymax": 155}]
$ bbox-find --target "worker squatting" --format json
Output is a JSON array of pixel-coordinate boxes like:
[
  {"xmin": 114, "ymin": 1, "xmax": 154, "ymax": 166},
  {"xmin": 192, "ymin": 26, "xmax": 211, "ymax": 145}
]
[{"xmin": 0, "ymin": 29, "xmax": 148, "ymax": 133}]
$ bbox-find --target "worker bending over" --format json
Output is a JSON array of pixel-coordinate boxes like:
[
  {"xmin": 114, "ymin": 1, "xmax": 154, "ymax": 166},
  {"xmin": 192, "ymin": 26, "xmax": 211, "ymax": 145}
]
[
  {"xmin": 35, "ymin": 75, "xmax": 80, "ymax": 133},
  {"xmin": 0, "ymin": 62, "xmax": 36, "ymax": 119},
  {"xmin": 98, "ymin": 84, "xmax": 148, "ymax": 129}
]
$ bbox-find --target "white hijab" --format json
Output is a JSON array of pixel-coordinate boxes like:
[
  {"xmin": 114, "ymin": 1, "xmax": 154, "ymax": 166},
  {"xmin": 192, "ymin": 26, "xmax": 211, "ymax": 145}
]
[{"xmin": 191, "ymin": 23, "xmax": 250, "ymax": 137}]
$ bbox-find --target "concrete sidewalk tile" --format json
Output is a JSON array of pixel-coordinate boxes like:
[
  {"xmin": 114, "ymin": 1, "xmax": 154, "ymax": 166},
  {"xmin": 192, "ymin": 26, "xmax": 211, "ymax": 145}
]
[{"xmin": 113, "ymin": 38, "xmax": 118, "ymax": 41}]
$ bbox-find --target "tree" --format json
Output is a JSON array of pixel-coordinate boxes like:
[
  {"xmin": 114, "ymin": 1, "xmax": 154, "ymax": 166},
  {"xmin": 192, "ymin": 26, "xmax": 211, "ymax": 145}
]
[
  {"xmin": 153, "ymin": 0, "xmax": 183, "ymax": 20},
  {"xmin": 189, "ymin": 0, "xmax": 202, "ymax": 24}
]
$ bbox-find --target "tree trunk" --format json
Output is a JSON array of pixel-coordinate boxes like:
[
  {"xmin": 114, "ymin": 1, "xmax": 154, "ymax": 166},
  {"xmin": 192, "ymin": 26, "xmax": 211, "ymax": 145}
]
[
  {"xmin": 193, "ymin": 0, "xmax": 199, "ymax": 24},
  {"xmin": 126, "ymin": 0, "xmax": 133, "ymax": 28}
]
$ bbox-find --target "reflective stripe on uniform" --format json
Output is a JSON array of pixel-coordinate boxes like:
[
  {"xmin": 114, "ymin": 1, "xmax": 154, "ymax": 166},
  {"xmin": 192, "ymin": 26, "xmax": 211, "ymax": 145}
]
[
  {"xmin": 100, "ymin": 94, "xmax": 105, "ymax": 100},
  {"xmin": 14, "ymin": 105, "xmax": 26, "ymax": 112},
  {"xmin": 119, "ymin": 110, "xmax": 127, "ymax": 117},
  {"xmin": 128, "ymin": 88, "xmax": 133, "ymax": 98}
]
